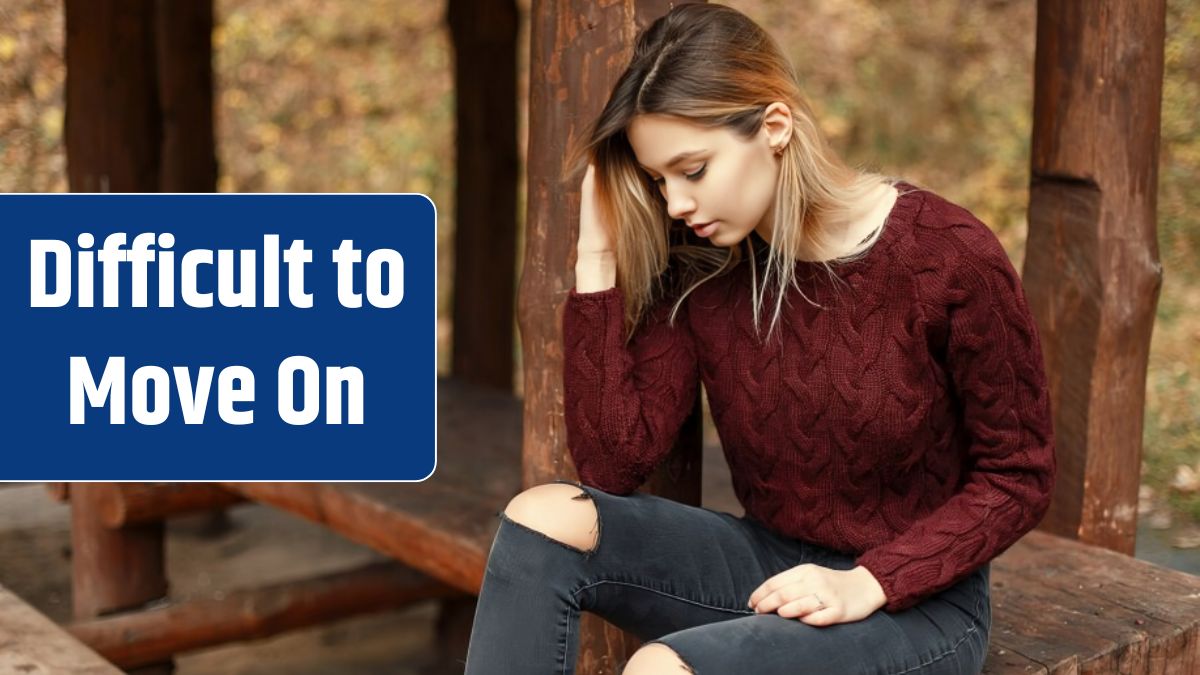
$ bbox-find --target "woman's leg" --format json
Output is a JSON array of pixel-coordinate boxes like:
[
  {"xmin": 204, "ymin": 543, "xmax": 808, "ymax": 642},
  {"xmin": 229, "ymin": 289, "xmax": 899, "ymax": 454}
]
[
  {"xmin": 463, "ymin": 479, "xmax": 828, "ymax": 675},
  {"xmin": 630, "ymin": 561, "xmax": 992, "ymax": 675}
]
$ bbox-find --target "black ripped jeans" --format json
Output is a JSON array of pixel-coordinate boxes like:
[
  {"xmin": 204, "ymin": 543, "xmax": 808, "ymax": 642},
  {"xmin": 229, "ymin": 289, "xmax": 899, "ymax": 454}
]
[{"xmin": 464, "ymin": 480, "xmax": 991, "ymax": 674}]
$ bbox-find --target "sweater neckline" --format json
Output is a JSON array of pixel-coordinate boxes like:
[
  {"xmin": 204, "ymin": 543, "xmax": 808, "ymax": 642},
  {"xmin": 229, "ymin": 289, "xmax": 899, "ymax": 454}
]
[{"xmin": 748, "ymin": 178, "xmax": 922, "ymax": 270}]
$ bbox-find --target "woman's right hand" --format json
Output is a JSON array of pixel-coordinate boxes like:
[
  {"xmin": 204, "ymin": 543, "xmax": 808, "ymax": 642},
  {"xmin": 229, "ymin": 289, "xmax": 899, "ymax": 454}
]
[{"xmin": 577, "ymin": 163, "xmax": 616, "ymax": 256}]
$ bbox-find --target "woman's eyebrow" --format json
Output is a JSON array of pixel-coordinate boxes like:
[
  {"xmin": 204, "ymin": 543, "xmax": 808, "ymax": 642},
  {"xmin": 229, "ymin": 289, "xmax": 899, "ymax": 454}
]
[{"xmin": 640, "ymin": 149, "xmax": 708, "ymax": 173}]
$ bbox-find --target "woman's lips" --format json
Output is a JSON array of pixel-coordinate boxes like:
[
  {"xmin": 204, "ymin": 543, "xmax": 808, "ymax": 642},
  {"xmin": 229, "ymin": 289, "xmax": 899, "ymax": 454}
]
[{"xmin": 690, "ymin": 221, "xmax": 718, "ymax": 237}]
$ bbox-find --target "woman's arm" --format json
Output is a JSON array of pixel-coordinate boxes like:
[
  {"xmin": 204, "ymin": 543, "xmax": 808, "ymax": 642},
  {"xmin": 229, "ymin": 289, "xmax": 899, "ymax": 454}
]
[
  {"xmin": 575, "ymin": 250, "xmax": 616, "ymax": 292},
  {"xmin": 575, "ymin": 163, "xmax": 618, "ymax": 293},
  {"xmin": 853, "ymin": 217, "xmax": 1057, "ymax": 612},
  {"xmin": 562, "ymin": 284, "xmax": 700, "ymax": 496},
  {"xmin": 562, "ymin": 166, "xmax": 699, "ymax": 494}
]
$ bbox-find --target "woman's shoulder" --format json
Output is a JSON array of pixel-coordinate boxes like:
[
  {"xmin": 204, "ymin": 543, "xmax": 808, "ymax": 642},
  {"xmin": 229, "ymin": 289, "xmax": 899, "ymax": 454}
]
[
  {"xmin": 904, "ymin": 184, "xmax": 1013, "ymax": 269},
  {"xmin": 894, "ymin": 183, "xmax": 1025, "ymax": 319}
]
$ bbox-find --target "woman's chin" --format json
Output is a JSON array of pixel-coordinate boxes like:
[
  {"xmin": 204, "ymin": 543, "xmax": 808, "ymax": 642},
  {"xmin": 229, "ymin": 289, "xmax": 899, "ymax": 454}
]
[{"xmin": 708, "ymin": 229, "xmax": 746, "ymax": 248}]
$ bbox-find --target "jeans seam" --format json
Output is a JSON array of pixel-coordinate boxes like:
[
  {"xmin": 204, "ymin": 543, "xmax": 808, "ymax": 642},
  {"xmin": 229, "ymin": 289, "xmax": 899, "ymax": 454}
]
[
  {"xmin": 562, "ymin": 605, "xmax": 575, "ymax": 675},
  {"xmin": 572, "ymin": 579, "xmax": 756, "ymax": 616},
  {"xmin": 887, "ymin": 574, "xmax": 988, "ymax": 675}
]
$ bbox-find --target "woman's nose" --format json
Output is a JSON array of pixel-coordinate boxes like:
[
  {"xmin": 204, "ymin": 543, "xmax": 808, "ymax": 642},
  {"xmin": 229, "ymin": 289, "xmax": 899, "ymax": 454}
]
[{"xmin": 665, "ymin": 188, "xmax": 696, "ymax": 221}]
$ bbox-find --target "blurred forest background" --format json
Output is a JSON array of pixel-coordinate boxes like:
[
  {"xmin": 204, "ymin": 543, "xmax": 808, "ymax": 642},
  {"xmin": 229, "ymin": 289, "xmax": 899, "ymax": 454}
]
[{"xmin": 1, "ymin": 0, "xmax": 1197, "ymax": 541}]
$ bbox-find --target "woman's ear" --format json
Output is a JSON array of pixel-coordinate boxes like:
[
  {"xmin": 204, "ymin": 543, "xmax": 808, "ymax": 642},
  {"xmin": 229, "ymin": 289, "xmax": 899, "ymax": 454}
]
[{"xmin": 761, "ymin": 102, "xmax": 793, "ymax": 152}]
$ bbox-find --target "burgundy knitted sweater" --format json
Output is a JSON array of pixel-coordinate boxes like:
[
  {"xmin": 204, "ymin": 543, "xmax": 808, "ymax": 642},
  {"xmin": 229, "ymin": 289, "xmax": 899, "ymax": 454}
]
[{"xmin": 561, "ymin": 181, "xmax": 1056, "ymax": 612}]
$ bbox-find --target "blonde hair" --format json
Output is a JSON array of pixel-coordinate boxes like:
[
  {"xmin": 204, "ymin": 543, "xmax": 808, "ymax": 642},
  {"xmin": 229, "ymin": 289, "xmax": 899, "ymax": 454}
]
[{"xmin": 565, "ymin": 3, "xmax": 919, "ymax": 343}]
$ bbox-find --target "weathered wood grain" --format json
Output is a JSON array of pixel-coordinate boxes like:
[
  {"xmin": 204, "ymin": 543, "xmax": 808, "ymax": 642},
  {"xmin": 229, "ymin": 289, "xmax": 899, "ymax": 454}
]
[{"xmin": 0, "ymin": 584, "xmax": 122, "ymax": 675}]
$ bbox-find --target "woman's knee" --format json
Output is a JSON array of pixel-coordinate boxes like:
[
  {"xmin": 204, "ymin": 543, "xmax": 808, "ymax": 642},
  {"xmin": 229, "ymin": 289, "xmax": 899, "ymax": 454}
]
[
  {"xmin": 503, "ymin": 483, "xmax": 600, "ymax": 554},
  {"xmin": 623, "ymin": 643, "xmax": 695, "ymax": 674}
]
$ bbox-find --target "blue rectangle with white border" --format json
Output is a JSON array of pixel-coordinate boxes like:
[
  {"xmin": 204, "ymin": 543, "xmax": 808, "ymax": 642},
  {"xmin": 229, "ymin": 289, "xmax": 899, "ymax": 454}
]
[{"xmin": 0, "ymin": 194, "xmax": 436, "ymax": 481}]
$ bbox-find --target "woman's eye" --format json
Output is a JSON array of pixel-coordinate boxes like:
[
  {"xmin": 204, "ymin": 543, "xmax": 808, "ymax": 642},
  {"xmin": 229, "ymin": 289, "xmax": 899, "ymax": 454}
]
[{"xmin": 649, "ymin": 163, "xmax": 705, "ymax": 188}]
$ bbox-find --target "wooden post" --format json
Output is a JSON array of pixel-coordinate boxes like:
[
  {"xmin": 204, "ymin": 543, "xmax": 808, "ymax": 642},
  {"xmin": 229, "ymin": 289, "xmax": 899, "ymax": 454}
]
[
  {"xmin": 1023, "ymin": 0, "xmax": 1166, "ymax": 553},
  {"xmin": 64, "ymin": 0, "xmax": 161, "ymax": 192},
  {"xmin": 521, "ymin": 2, "xmax": 702, "ymax": 672},
  {"xmin": 70, "ymin": 483, "xmax": 173, "ymax": 674},
  {"xmin": 440, "ymin": 0, "xmax": 522, "ymax": 669},
  {"xmin": 63, "ymin": 2, "xmax": 178, "ymax": 670},
  {"xmin": 448, "ymin": 0, "xmax": 520, "ymax": 391},
  {"xmin": 155, "ymin": 0, "xmax": 217, "ymax": 192}
]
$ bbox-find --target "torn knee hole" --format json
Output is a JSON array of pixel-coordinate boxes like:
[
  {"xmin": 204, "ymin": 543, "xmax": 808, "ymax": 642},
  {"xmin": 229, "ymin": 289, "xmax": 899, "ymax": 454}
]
[
  {"xmin": 670, "ymin": 649, "xmax": 696, "ymax": 673},
  {"xmin": 627, "ymin": 644, "xmax": 695, "ymax": 674},
  {"xmin": 574, "ymin": 489, "xmax": 601, "ymax": 554}
]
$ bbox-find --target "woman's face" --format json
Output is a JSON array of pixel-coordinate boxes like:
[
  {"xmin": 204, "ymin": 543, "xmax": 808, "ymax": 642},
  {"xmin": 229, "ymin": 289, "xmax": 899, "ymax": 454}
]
[{"xmin": 626, "ymin": 109, "xmax": 786, "ymax": 247}]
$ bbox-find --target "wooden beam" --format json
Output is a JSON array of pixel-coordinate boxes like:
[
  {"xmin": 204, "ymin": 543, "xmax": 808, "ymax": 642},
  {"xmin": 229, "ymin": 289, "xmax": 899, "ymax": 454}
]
[
  {"xmin": 1023, "ymin": 0, "xmax": 1167, "ymax": 553},
  {"xmin": 68, "ymin": 562, "xmax": 460, "ymax": 670},
  {"xmin": 91, "ymin": 483, "xmax": 244, "ymax": 528},
  {"xmin": 447, "ymin": 0, "xmax": 521, "ymax": 391},
  {"xmin": 64, "ymin": 0, "xmax": 161, "ymax": 192},
  {"xmin": 520, "ymin": 3, "xmax": 702, "ymax": 672}
]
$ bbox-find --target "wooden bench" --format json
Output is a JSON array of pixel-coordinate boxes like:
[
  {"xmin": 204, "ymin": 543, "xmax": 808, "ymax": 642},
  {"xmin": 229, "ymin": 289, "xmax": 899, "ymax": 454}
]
[
  {"xmin": 54, "ymin": 379, "xmax": 1200, "ymax": 667},
  {"xmin": 223, "ymin": 377, "xmax": 524, "ymax": 595},
  {"xmin": 217, "ymin": 377, "xmax": 1200, "ymax": 673},
  {"xmin": 0, "ymin": 583, "xmax": 123, "ymax": 675}
]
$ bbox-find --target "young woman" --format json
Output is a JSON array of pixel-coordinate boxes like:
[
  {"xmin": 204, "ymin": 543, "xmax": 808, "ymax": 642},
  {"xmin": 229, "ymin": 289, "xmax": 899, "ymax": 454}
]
[{"xmin": 465, "ymin": 4, "xmax": 1055, "ymax": 673}]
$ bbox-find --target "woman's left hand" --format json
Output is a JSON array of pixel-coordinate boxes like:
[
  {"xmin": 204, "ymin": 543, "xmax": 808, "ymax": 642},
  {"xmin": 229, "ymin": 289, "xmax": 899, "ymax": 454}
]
[{"xmin": 747, "ymin": 564, "xmax": 888, "ymax": 626}]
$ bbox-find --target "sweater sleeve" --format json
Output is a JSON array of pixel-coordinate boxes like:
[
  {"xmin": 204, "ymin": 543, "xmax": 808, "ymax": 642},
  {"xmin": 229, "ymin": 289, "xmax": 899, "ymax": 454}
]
[
  {"xmin": 854, "ymin": 220, "xmax": 1057, "ymax": 612},
  {"xmin": 561, "ymin": 286, "xmax": 700, "ymax": 495}
]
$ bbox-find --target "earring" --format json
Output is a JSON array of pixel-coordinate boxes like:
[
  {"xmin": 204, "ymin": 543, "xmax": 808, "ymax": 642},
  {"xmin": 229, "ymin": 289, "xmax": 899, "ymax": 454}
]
[{"xmin": 773, "ymin": 145, "xmax": 785, "ymax": 156}]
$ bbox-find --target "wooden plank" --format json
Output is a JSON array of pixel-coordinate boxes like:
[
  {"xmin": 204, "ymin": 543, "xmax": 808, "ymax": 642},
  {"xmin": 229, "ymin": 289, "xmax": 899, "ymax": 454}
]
[
  {"xmin": 984, "ymin": 578, "xmax": 1123, "ymax": 672},
  {"xmin": 68, "ymin": 562, "xmax": 460, "ymax": 670},
  {"xmin": 992, "ymin": 530, "xmax": 1200, "ymax": 674},
  {"xmin": 219, "ymin": 481, "xmax": 504, "ymax": 596},
  {"xmin": 223, "ymin": 377, "xmax": 523, "ymax": 595},
  {"xmin": 999, "ymin": 530, "xmax": 1200, "ymax": 625},
  {"xmin": 0, "ymin": 584, "xmax": 122, "ymax": 675},
  {"xmin": 1023, "ymin": 0, "xmax": 1167, "ymax": 553},
  {"xmin": 989, "ymin": 530, "xmax": 1200, "ymax": 674},
  {"xmin": 981, "ymin": 646, "xmax": 1049, "ymax": 675}
]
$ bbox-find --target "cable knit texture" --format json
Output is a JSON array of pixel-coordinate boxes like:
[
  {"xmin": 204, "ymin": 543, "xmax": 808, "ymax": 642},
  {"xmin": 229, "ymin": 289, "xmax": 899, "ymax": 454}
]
[{"xmin": 562, "ymin": 181, "xmax": 1055, "ymax": 612}]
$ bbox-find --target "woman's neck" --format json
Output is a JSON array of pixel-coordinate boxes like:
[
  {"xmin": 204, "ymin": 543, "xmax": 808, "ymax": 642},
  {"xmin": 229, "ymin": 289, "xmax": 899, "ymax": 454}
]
[
  {"xmin": 751, "ymin": 179, "xmax": 899, "ymax": 262},
  {"xmin": 798, "ymin": 181, "xmax": 898, "ymax": 262}
]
